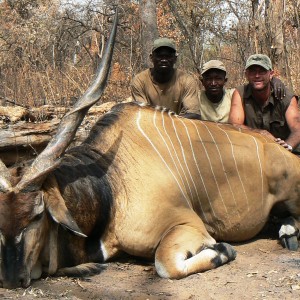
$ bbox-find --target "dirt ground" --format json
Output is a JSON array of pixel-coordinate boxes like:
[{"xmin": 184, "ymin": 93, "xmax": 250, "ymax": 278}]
[{"xmin": 1, "ymin": 225, "xmax": 300, "ymax": 300}]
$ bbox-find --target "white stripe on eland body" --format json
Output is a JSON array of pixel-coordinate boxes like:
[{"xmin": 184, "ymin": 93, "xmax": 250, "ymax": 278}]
[
  {"xmin": 159, "ymin": 110, "xmax": 187, "ymax": 189},
  {"xmin": 249, "ymin": 136, "xmax": 264, "ymax": 215},
  {"xmin": 176, "ymin": 117, "xmax": 204, "ymax": 195},
  {"xmin": 136, "ymin": 109, "xmax": 193, "ymax": 209},
  {"xmin": 185, "ymin": 119, "xmax": 218, "ymax": 220},
  {"xmin": 192, "ymin": 121, "xmax": 234, "ymax": 226},
  {"xmin": 275, "ymin": 142, "xmax": 289, "ymax": 166},
  {"xmin": 158, "ymin": 110, "xmax": 194, "ymax": 199},
  {"xmin": 194, "ymin": 121, "xmax": 229, "ymax": 218},
  {"xmin": 216, "ymin": 124, "xmax": 249, "ymax": 213},
  {"xmin": 174, "ymin": 117, "xmax": 215, "ymax": 222},
  {"xmin": 168, "ymin": 115, "xmax": 203, "ymax": 200}
]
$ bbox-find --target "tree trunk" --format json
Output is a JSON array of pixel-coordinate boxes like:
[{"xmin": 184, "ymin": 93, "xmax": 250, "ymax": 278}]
[
  {"xmin": 251, "ymin": 0, "xmax": 260, "ymax": 54},
  {"xmin": 265, "ymin": 0, "xmax": 285, "ymax": 70},
  {"xmin": 139, "ymin": 0, "xmax": 159, "ymax": 70}
]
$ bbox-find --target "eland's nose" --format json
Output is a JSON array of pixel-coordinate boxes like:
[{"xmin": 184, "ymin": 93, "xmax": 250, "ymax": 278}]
[{"xmin": 0, "ymin": 273, "xmax": 30, "ymax": 289}]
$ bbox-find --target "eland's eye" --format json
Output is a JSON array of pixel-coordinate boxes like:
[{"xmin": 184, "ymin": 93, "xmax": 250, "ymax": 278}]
[{"xmin": 33, "ymin": 212, "xmax": 44, "ymax": 222}]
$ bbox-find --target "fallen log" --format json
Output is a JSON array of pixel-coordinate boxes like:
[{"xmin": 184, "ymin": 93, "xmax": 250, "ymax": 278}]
[
  {"xmin": 0, "ymin": 121, "xmax": 58, "ymax": 166},
  {"xmin": 0, "ymin": 101, "xmax": 121, "ymax": 166}
]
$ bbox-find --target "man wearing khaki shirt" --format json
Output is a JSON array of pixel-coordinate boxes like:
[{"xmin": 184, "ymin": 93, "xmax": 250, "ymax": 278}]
[{"xmin": 131, "ymin": 38, "xmax": 200, "ymax": 119}]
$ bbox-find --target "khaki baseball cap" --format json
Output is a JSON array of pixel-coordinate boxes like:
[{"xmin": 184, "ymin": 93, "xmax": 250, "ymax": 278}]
[
  {"xmin": 201, "ymin": 60, "xmax": 227, "ymax": 75},
  {"xmin": 152, "ymin": 38, "xmax": 177, "ymax": 53},
  {"xmin": 245, "ymin": 54, "xmax": 272, "ymax": 70}
]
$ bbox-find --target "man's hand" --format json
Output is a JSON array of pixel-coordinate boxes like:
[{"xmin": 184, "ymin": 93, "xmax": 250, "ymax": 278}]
[
  {"xmin": 271, "ymin": 77, "xmax": 286, "ymax": 100},
  {"xmin": 275, "ymin": 138, "xmax": 293, "ymax": 151}
]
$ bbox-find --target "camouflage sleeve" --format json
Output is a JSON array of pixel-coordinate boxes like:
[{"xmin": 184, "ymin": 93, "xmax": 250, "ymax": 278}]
[
  {"xmin": 179, "ymin": 75, "xmax": 201, "ymax": 116},
  {"xmin": 130, "ymin": 74, "xmax": 148, "ymax": 104}
]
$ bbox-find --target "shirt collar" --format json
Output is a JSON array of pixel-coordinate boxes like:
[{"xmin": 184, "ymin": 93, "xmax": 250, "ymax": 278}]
[{"xmin": 245, "ymin": 84, "xmax": 275, "ymax": 106}]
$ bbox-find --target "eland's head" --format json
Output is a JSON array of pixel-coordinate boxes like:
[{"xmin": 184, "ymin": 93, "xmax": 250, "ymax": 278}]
[{"xmin": 0, "ymin": 9, "xmax": 118, "ymax": 288}]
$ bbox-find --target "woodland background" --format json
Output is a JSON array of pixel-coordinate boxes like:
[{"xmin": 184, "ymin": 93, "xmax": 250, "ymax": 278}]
[
  {"xmin": 0, "ymin": 0, "xmax": 299, "ymax": 110},
  {"xmin": 1, "ymin": 5, "xmax": 300, "ymax": 300}
]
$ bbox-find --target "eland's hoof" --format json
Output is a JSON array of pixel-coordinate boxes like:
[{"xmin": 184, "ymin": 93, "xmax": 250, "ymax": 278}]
[
  {"xmin": 280, "ymin": 235, "xmax": 299, "ymax": 251},
  {"xmin": 279, "ymin": 221, "xmax": 299, "ymax": 251}
]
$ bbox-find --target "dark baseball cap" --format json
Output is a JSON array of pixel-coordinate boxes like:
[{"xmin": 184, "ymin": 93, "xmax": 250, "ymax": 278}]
[
  {"xmin": 201, "ymin": 60, "xmax": 227, "ymax": 75},
  {"xmin": 245, "ymin": 54, "xmax": 273, "ymax": 70},
  {"xmin": 152, "ymin": 38, "xmax": 177, "ymax": 53}
]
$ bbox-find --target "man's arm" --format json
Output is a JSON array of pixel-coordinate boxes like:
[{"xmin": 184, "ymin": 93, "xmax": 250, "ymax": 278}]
[
  {"xmin": 228, "ymin": 89, "xmax": 275, "ymax": 140},
  {"xmin": 284, "ymin": 97, "xmax": 300, "ymax": 150},
  {"xmin": 179, "ymin": 75, "xmax": 201, "ymax": 119},
  {"xmin": 228, "ymin": 89, "xmax": 245, "ymax": 125},
  {"xmin": 130, "ymin": 76, "xmax": 148, "ymax": 103}
]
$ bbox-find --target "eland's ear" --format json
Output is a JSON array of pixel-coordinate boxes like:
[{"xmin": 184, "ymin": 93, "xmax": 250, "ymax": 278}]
[{"xmin": 43, "ymin": 175, "xmax": 87, "ymax": 238}]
